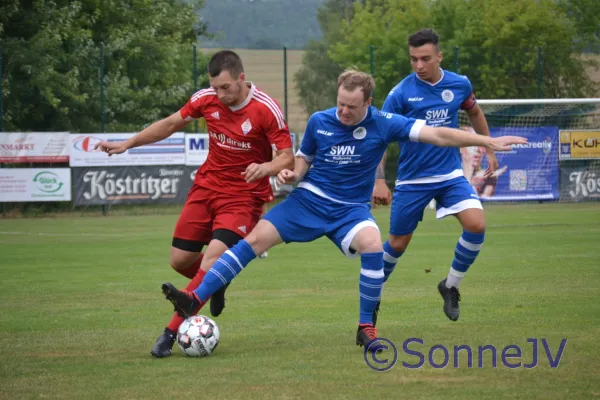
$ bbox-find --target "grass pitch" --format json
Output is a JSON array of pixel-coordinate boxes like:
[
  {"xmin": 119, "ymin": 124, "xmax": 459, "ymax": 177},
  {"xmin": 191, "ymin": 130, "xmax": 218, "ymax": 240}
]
[{"xmin": 1, "ymin": 203, "xmax": 599, "ymax": 399}]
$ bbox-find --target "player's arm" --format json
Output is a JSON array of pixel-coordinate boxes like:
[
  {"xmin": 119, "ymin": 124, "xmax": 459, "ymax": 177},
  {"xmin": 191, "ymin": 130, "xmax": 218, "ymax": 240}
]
[
  {"xmin": 373, "ymin": 152, "xmax": 392, "ymax": 205},
  {"xmin": 243, "ymin": 147, "xmax": 294, "ymax": 183},
  {"xmin": 244, "ymin": 99, "xmax": 296, "ymax": 183},
  {"xmin": 465, "ymin": 103, "xmax": 498, "ymax": 178},
  {"xmin": 277, "ymin": 113, "xmax": 318, "ymax": 184},
  {"xmin": 277, "ymin": 154, "xmax": 311, "ymax": 185},
  {"xmin": 372, "ymin": 92, "xmax": 401, "ymax": 205},
  {"xmin": 417, "ymin": 125, "xmax": 527, "ymax": 151},
  {"xmin": 462, "ymin": 81, "xmax": 497, "ymax": 178},
  {"xmin": 266, "ymin": 147, "xmax": 295, "ymax": 175},
  {"xmin": 95, "ymin": 112, "xmax": 190, "ymax": 155}
]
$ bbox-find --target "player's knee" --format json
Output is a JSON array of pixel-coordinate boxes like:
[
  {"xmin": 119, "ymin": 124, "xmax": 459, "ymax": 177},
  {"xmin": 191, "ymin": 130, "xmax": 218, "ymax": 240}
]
[
  {"xmin": 360, "ymin": 237, "xmax": 383, "ymax": 253},
  {"xmin": 243, "ymin": 232, "xmax": 260, "ymax": 248},
  {"xmin": 464, "ymin": 219, "xmax": 486, "ymax": 234},
  {"xmin": 243, "ymin": 220, "xmax": 281, "ymax": 255},
  {"xmin": 169, "ymin": 257, "xmax": 186, "ymax": 271},
  {"xmin": 353, "ymin": 230, "xmax": 383, "ymax": 254},
  {"xmin": 388, "ymin": 235, "xmax": 410, "ymax": 253},
  {"xmin": 169, "ymin": 248, "xmax": 197, "ymax": 271}
]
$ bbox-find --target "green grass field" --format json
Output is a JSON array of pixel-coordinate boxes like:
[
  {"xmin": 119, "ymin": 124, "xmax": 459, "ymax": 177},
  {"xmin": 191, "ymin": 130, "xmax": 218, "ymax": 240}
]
[{"xmin": 1, "ymin": 203, "xmax": 599, "ymax": 399}]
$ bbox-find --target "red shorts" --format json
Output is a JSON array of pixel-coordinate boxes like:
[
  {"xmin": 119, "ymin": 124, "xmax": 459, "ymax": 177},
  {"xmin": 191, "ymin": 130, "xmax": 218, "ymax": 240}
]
[{"xmin": 173, "ymin": 184, "xmax": 264, "ymax": 246}]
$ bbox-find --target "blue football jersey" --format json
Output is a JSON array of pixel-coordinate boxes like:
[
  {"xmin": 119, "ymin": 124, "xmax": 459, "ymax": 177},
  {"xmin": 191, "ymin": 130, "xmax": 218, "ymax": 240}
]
[
  {"xmin": 383, "ymin": 69, "xmax": 477, "ymax": 184},
  {"xmin": 297, "ymin": 106, "xmax": 424, "ymax": 204}
]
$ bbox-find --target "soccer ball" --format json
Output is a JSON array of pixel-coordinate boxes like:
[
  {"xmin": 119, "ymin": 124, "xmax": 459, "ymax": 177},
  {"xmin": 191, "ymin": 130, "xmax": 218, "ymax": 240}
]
[{"xmin": 177, "ymin": 315, "xmax": 220, "ymax": 357}]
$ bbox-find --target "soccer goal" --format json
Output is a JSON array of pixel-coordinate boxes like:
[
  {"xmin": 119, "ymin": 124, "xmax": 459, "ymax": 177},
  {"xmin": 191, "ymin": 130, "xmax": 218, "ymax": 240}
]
[{"xmin": 454, "ymin": 98, "xmax": 600, "ymax": 203}]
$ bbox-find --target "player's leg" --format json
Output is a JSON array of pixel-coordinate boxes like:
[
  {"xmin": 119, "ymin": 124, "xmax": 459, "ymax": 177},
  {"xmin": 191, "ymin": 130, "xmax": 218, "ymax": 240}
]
[
  {"xmin": 451, "ymin": 208, "xmax": 486, "ymax": 288},
  {"xmin": 435, "ymin": 177, "xmax": 485, "ymax": 321},
  {"xmin": 151, "ymin": 185, "xmax": 212, "ymax": 358},
  {"xmin": 377, "ymin": 184, "xmax": 434, "ymax": 325},
  {"xmin": 327, "ymin": 205, "xmax": 384, "ymax": 352},
  {"xmin": 162, "ymin": 190, "xmax": 326, "ymax": 317},
  {"xmin": 351, "ymin": 225, "xmax": 386, "ymax": 351},
  {"xmin": 204, "ymin": 195, "xmax": 264, "ymax": 317},
  {"xmin": 383, "ymin": 184, "xmax": 433, "ymax": 284},
  {"xmin": 258, "ymin": 202, "xmax": 271, "ymax": 259},
  {"xmin": 161, "ymin": 219, "xmax": 282, "ymax": 317},
  {"xmin": 202, "ymin": 230, "xmax": 244, "ymax": 317}
]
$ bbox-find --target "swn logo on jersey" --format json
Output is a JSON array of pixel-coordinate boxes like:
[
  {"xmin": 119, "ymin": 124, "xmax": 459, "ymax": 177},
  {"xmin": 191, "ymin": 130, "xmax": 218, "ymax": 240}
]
[
  {"xmin": 330, "ymin": 145, "xmax": 356, "ymax": 156},
  {"xmin": 209, "ymin": 131, "xmax": 251, "ymax": 150},
  {"xmin": 426, "ymin": 109, "xmax": 449, "ymax": 120}
]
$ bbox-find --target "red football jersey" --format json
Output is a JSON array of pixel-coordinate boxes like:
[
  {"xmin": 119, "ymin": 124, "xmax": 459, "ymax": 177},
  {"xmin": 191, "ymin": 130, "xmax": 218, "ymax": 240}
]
[{"xmin": 180, "ymin": 83, "xmax": 292, "ymax": 201}]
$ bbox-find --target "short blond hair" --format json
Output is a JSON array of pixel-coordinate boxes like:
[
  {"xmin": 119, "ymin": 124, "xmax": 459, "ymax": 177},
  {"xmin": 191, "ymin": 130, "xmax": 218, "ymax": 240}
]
[{"xmin": 337, "ymin": 69, "xmax": 375, "ymax": 102}]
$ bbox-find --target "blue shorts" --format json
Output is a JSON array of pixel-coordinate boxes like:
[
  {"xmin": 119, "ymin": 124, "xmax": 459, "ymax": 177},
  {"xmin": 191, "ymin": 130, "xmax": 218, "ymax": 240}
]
[
  {"xmin": 389, "ymin": 176, "xmax": 482, "ymax": 236},
  {"xmin": 263, "ymin": 188, "xmax": 379, "ymax": 258}
]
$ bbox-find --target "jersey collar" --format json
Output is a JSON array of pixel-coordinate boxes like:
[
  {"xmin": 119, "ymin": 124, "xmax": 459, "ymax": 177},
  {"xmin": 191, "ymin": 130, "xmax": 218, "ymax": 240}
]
[
  {"xmin": 415, "ymin": 68, "xmax": 445, "ymax": 86},
  {"xmin": 335, "ymin": 107, "xmax": 369, "ymax": 126},
  {"xmin": 229, "ymin": 82, "xmax": 256, "ymax": 111}
]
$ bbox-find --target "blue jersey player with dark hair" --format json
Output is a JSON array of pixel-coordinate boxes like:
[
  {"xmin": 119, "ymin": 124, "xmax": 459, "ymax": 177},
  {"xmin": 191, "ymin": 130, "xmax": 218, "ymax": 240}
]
[
  {"xmin": 161, "ymin": 70, "xmax": 525, "ymax": 352},
  {"xmin": 372, "ymin": 28, "xmax": 499, "ymax": 323}
]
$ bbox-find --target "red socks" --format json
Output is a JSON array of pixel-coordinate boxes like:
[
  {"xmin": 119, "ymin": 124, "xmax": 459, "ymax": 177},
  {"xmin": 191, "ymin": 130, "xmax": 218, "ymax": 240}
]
[{"xmin": 167, "ymin": 255, "xmax": 207, "ymax": 333}]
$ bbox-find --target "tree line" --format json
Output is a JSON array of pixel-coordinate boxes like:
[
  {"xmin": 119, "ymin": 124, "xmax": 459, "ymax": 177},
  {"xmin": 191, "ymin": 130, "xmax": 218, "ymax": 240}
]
[
  {"xmin": 1, "ymin": 0, "xmax": 598, "ymax": 133},
  {"xmin": 295, "ymin": 0, "xmax": 600, "ymax": 116}
]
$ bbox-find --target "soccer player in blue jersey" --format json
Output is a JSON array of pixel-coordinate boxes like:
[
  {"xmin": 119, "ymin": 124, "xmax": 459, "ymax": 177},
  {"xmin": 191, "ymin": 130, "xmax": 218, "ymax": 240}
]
[
  {"xmin": 161, "ymin": 70, "xmax": 525, "ymax": 350},
  {"xmin": 372, "ymin": 28, "xmax": 497, "ymax": 322}
]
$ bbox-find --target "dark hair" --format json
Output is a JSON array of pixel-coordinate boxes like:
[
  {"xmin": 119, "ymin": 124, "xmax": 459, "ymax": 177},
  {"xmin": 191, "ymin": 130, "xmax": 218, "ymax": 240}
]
[
  {"xmin": 208, "ymin": 50, "xmax": 244, "ymax": 78},
  {"xmin": 337, "ymin": 69, "xmax": 375, "ymax": 102},
  {"xmin": 408, "ymin": 28, "xmax": 440, "ymax": 49}
]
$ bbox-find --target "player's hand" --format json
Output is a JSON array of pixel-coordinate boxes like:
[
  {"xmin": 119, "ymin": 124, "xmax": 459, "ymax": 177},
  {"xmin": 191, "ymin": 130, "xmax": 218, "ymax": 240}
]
[
  {"xmin": 484, "ymin": 150, "xmax": 499, "ymax": 179},
  {"xmin": 485, "ymin": 136, "xmax": 527, "ymax": 152},
  {"xmin": 372, "ymin": 179, "xmax": 392, "ymax": 206},
  {"xmin": 276, "ymin": 169, "xmax": 298, "ymax": 185},
  {"xmin": 242, "ymin": 163, "xmax": 270, "ymax": 183},
  {"xmin": 94, "ymin": 140, "xmax": 129, "ymax": 156}
]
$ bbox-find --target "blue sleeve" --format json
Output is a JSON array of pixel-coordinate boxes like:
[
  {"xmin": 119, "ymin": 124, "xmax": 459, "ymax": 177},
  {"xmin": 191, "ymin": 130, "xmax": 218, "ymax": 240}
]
[
  {"xmin": 463, "ymin": 75, "xmax": 473, "ymax": 93},
  {"xmin": 460, "ymin": 75, "xmax": 477, "ymax": 110},
  {"xmin": 298, "ymin": 114, "xmax": 318, "ymax": 161},
  {"xmin": 383, "ymin": 114, "xmax": 426, "ymax": 143},
  {"xmin": 382, "ymin": 86, "xmax": 404, "ymax": 114}
]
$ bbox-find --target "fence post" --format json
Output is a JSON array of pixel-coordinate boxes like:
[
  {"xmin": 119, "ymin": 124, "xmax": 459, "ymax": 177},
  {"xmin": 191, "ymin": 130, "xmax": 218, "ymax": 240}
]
[
  {"xmin": 0, "ymin": 46, "xmax": 3, "ymax": 133},
  {"xmin": 454, "ymin": 46, "xmax": 459, "ymax": 73},
  {"xmin": 99, "ymin": 43, "xmax": 109, "ymax": 216},
  {"xmin": 1, "ymin": 47, "xmax": 5, "ymax": 217},
  {"xmin": 370, "ymin": 45, "xmax": 375, "ymax": 99},
  {"xmin": 283, "ymin": 46, "xmax": 288, "ymax": 123},
  {"xmin": 537, "ymin": 46, "xmax": 543, "ymax": 98},
  {"xmin": 100, "ymin": 43, "xmax": 105, "ymax": 133},
  {"xmin": 193, "ymin": 44, "xmax": 199, "ymax": 133}
]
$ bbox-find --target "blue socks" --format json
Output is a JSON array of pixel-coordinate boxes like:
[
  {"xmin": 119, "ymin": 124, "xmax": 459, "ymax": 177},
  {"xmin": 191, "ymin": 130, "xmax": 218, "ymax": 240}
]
[
  {"xmin": 194, "ymin": 240, "xmax": 257, "ymax": 302},
  {"xmin": 359, "ymin": 252, "xmax": 384, "ymax": 325},
  {"xmin": 382, "ymin": 240, "xmax": 404, "ymax": 282},
  {"xmin": 446, "ymin": 230, "xmax": 485, "ymax": 288}
]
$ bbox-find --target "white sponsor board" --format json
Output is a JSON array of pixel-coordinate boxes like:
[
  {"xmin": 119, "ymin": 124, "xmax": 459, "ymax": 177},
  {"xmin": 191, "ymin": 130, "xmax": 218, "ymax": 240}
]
[
  {"xmin": 185, "ymin": 133, "xmax": 210, "ymax": 166},
  {"xmin": 0, "ymin": 168, "xmax": 71, "ymax": 202},
  {"xmin": 69, "ymin": 133, "xmax": 185, "ymax": 166},
  {"xmin": 0, "ymin": 132, "xmax": 70, "ymax": 163}
]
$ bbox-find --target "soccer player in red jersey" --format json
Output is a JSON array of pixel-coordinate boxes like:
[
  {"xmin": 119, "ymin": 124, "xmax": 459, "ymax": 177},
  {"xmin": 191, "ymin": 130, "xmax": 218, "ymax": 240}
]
[{"xmin": 95, "ymin": 50, "xmax": 294, "ymax": 358}]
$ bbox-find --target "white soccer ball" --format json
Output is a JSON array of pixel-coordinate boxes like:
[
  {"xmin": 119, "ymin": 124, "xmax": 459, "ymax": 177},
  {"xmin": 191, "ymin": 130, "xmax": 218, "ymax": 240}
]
[{"xmin": 177, "ymin": 315, "xmax": 220, "ymax": 357}]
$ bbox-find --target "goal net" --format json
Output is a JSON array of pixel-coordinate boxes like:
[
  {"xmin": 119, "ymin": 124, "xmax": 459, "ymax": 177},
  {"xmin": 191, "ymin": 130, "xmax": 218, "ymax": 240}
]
[{"xmin": 457, "ymin": 99, "xmax": 600, "ymax": 203}]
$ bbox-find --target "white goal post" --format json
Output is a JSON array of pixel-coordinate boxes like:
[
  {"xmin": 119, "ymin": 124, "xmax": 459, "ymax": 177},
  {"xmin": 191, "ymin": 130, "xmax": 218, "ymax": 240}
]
[{"xmin": 452, "ymin": 98, "xmax": 600, "ymax": 203}]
